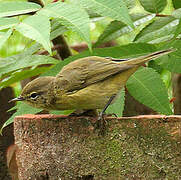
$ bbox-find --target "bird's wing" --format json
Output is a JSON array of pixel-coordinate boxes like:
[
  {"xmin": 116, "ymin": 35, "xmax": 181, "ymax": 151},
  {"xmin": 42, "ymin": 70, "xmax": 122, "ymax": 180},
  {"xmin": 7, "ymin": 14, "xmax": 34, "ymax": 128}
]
[
  {"xmin": 55, "ymin": 56, "xmax": 135, "ymax": 92},
  {"xmin": 54, "ymin": 49, "xmax": 174, "ymax": 92}
]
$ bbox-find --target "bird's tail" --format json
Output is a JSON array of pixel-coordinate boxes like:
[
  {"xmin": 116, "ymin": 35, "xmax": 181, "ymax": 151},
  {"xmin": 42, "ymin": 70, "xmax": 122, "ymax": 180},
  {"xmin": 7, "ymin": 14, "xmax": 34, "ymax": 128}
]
[{"xmin": 119, "ymin": 48, "xmax": 175, "ymax": 66}]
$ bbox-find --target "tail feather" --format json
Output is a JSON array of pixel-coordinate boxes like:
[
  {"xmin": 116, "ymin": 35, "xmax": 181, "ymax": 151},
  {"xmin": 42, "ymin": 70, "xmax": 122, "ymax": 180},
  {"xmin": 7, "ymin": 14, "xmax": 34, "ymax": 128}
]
[{"xmin": 119, "ymin": 48, "xmax": 175, "ymax": 66}]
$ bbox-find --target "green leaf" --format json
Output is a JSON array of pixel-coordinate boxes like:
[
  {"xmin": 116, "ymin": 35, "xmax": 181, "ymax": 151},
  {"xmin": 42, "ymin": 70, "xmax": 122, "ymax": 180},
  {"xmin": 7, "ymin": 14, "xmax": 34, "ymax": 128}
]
[
  {"xmin": 79, "ymin": 0, "xmax": 134, "ymax": 28},
  {"xmin": 0, "ymin": 66, "xmax": 52, "ymax": 89},
  {"xmin": 0, "ymin": 55, "xmax": 59, "ymax": 77},
  {"xmin": 0, "ymin": 1, "xmax": 41, "ymax": 18},
  {"xmin": 174, "ymin": 18, "xmax": 181, "ymax": 38},
  {"xmin": 0, "ymin": 29, "xmax": 12, "ymax": 50},
  {"xmin": 95, "ymin": 14, "xmax": 155, "ymax": 47},
  {"xmin": 15, "ymin": 14, "xmax": 52, "ymax": 54},
  {"xmin": 106, "ymin": 88, "xmax": 125, "ymax": 117},
  {"xmin": 126, "ymin": 67, "xmax": 172, "ymax": 115},
  {"xmin": 38, "ymin": 2, "xmax": 91, "ymax": 50},
  {"xmin": 135, "ymin": 16, "xmax": 179, "ymax": 43},
  {"xmin": 22, "ymin": 43, "xmax": 42, "ymax": 55},
  {"xmin": 139, "ymin": 0, "xmax": 167, "ymax": 13},
  {"xmin": 124, "ymin": 0, "xmax": 136, "ymax": 9},
  {"xmin": 148, "ymin": 60, "xmax": 163, "ymax": 74},
  {"xmin": 0, "ymin": 17, "xmax": 19, "ymax": 30},
  {"xmin": 160, "ymin": 69, "xmax": 172, "ymax": 89},
  {"xmin": 172, "ymin": 0, "xmax": 181, "ymax": 9},
  {"xmin": 172, "ymin": 8, "xmax": 181, "ymax": 19},
  {"xmin": 155, "ymin": 39, "xmax": 181, "ymax": 73},
  {"xmin": 158, "ymin": 50, "xmax": 181, "ymax": 73},
  {"xmin": 0, "ymin": 103, "xmax": 42, "ymax": 134},
  {"xmin": 50, "ymin": 19, "xmax": 68, "ymax": 40}
]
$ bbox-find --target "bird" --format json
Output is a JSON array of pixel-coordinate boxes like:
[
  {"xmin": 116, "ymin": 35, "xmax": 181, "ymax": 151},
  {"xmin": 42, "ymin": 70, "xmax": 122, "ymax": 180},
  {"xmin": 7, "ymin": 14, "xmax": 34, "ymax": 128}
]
[{"xmin": 10, "ymin": 49, "xmax": 174, "ymax": 120}]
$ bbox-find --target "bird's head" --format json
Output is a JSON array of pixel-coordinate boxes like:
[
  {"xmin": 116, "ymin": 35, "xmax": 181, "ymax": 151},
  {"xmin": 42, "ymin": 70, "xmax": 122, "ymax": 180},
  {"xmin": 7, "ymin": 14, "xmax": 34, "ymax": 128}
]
[{"xmin": 10, "ymin": 76, "xmax": 55, "ymax": 109}]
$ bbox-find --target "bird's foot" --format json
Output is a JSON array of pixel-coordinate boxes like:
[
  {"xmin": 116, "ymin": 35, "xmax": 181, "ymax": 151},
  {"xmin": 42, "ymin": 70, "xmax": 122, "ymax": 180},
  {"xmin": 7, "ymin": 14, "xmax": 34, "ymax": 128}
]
[
  {"xmin": 95, "ymin": 113, "xmax": 117, "ymax": 135},
  {"xmin": 95, "ymin": 112, "xmax": 108, "ymax": 136}
]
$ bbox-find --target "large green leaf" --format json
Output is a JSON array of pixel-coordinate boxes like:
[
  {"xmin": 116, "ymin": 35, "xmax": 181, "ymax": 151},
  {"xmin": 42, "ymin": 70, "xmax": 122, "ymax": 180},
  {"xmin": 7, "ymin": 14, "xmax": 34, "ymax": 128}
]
[
  {"xmin": 0, "ymin": 103, "xmax": 42, "ymax": 134},
  {"xmin": 0, "ymin": 66, "xmax": 52, "ymax": 89},
  {"xmin": 16, "ymin": 14, "xmax": 51, "ymax": 54},
  {"xmin": 139, "ymin": 0, "xmax": 167, "ymax": 13},
  {"xmin": 38, "ymin": 2, "xmax": 91, "ymax": 50},
  {"xmin": 126, "ymin": 67, "xmax": 172, "ymax": 115},
  {"xmin": 11, "ymin": 19, "xmax": 68, "ymax": 56},
  {"xmin": 0, "ymin": 54, "xmax": 59, "ymax": 77},
  {"xmin": 0, "ymin": 1, "xmax": 41, "ymax": 17},
  {"xmin": 95, "ymin": 14, "xmax": 155, "ymax": 47},
  {"xmin": 0, "ymin": 17, "xmax": 19, "ymax": 30},
  {"xmin": 0, "ymin": 29, "xmax": 12, "ymax": 50},
  {"xmin": 106, "ymin": 88, "xmax": 125, "ymax": 117},
  {"xmin": 79, "ymin": 0, "xmax": 134, "ymax": 28},
  {"xmin": 135, "ymin": 17, "xmax": 179, "ymax": 43}
]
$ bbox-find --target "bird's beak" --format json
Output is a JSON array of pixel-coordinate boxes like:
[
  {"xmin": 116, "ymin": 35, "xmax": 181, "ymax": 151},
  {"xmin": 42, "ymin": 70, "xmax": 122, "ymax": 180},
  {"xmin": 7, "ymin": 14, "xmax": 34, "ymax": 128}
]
[{"xmin": 9, "ymin": 96, "xmax": 25, "ymax": 103}]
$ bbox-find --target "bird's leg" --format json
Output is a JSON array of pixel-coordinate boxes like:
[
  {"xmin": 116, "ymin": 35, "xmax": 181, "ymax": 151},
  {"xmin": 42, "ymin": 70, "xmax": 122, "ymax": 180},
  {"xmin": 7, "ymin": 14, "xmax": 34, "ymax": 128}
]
[
  {"xmin": 96, "ymin": 95, "xmax": 116, "ymax": 134},
  {"xmin": 99, "ymin": 94, "xmax": 116, "ymax": 119}
]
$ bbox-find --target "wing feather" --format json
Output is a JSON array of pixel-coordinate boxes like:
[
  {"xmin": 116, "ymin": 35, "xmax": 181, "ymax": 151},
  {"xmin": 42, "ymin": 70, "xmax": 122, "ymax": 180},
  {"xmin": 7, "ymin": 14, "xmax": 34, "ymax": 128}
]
[{"xmin": 55, "ymin": 56, "xmax": 135, "ymax": 92}]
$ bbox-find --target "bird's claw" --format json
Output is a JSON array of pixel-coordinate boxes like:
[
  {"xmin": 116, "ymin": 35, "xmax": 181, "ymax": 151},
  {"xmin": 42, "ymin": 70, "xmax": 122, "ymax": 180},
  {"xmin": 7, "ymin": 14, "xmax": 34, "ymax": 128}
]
[{"xmin": 95, "ymin": 112, "xmax": 108, "ymax": 135}]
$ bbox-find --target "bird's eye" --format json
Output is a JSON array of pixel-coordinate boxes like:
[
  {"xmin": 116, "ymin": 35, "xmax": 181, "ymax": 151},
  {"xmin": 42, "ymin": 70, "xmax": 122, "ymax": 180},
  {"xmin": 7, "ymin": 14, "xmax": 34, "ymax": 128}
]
[{"xmin": 30, "ymin": 92, "xmax": 39, "ymax": 99}]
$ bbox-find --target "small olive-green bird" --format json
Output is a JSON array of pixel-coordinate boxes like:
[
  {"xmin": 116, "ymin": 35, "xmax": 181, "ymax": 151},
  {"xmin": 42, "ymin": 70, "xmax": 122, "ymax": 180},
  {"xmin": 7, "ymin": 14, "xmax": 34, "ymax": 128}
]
[{"xmin": 11, "ymin": 49, "xmax": 173, "ymax": 116}]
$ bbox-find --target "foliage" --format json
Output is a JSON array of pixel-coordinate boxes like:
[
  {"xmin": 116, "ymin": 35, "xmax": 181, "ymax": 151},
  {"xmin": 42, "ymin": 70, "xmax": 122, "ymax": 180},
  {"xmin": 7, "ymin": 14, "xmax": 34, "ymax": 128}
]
[
  {"xmin": 0, "ymin": 0, "xmax": 181, "ymax": 131},
  {"xmin": 127, "ymin": 67, "xmax": 172, "ymax": 115}
]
